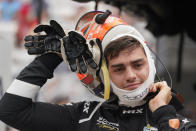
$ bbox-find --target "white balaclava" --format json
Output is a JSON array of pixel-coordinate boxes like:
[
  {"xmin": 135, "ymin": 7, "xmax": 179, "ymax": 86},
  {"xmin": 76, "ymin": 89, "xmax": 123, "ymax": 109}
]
[{"xmin": 101, "ymin": 25, "xmax": 156, "ymax": 107}]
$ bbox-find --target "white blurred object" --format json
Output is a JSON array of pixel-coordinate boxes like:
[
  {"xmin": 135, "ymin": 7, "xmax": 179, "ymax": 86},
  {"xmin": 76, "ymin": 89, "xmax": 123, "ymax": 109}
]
[
  {"xmin": 0, "ymin": 121, "xmax": 6, "ymax": 131},
  {"xmin": 0, "ymin": 21, "xmax": 34, "ymax": 91},
  {"xmin": 133, "ymin": 21, "xmax": 157, "ymax": 52},
  {"xmin": 47, "ymin": 0, "xmax": 94, "ymax": 30},
  {"xmin": 0, "ymin": 21, "xmax": 17, "ymax": 131},
  {"xmin": 37, "ymin": 70, "xmax": 104, "ymax": 103},
  {"xmin": 11, "ymin": 47, "xmax": 35, "ymax": 77},
  {"xmin": 20, "ymin": 0, "xmax": 31, "ymax": 4},
  {"xmin": 0, "ymin": 21, "xmax": 17, "ymax": 92}
]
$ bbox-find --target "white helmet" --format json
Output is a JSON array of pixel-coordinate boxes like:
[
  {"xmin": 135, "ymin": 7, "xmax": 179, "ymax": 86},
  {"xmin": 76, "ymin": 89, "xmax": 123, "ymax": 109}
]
[{"xmin": 74, "ymin": 10, "xmax": 156, "ymax": 107}]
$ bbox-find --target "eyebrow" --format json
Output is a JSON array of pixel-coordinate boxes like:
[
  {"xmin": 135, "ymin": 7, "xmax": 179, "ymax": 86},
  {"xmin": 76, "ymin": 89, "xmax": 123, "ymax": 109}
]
[
  {"xmin": 110, "ymin": 58, "xmax": 144, "ymax": 68},
  {"xmin": 131, "ymin": 58, "xmax": 144, "ymax": 64}
]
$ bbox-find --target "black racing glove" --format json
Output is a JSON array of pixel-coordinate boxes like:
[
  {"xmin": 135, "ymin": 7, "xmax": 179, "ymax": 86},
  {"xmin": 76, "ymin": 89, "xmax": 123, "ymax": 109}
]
[
  {"xmin": 24, "ymin": 20, "xmax": 65, "ymax": 55},
  {"xmin": 24, "ymin": 20, "xmax": 97, "ymax": 74},
  {"xmin": 62, "ymin": 31, "xmax": 98, "ymax": 73}
]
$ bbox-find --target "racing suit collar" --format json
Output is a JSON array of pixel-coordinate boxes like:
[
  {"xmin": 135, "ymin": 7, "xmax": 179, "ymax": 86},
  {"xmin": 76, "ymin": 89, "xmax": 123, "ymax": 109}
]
[
  {"xmin": 102, "ymin": 94, "xmax": 119, "ymax": 110},
  {"xmin": 102, "ymin": 92, "xmax": 184, "ymax": 114},
  {"xmin": 102, "ymin": 93, "xmax": 148, "ymax": 111}
]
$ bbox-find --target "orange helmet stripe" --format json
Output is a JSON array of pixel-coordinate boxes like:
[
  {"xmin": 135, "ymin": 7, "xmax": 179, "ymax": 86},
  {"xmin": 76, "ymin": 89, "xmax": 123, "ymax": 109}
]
[{"xmin": 84, "ymin": 16, "xmax": 128, "ymax": 41}]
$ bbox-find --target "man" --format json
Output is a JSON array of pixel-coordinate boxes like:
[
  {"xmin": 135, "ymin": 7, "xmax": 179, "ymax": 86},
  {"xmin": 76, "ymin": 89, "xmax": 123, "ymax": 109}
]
[{"xmin": 0, "ymin": 10, "xmax": 196, "ymax": 131}]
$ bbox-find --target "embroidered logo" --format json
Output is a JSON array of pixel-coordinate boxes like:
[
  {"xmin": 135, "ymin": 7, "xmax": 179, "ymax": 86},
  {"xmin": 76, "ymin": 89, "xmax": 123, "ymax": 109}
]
[
  {"xmin": 122, "ymin": 88, "xmax": 148, "ymax": 101},
  {"xmin": 182, "ymin": 118, "xmax": 190, "ymax": 124},
  {"xmin": 122, "ymin": 108, "xmax": 143, "ymax": 114},
  {"xmin": 83, "ymin": 102, "xmax": 90, "ymax": 114},
  {"xmin": 96, "ymin": 117, "xmax": 119, "ymax": 131}
]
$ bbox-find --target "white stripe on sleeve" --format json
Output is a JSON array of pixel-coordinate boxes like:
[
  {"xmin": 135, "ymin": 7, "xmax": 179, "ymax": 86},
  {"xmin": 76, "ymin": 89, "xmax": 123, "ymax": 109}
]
[{"xmin": 6, "ymin": 79, "xmax": 40, "ymax": 99}]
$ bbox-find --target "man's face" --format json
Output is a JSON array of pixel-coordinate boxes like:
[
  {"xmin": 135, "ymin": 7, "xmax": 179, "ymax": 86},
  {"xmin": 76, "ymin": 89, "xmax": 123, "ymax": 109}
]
[{"xmin": 108, "ymin": 47, "xmax": 149, "ymax": 91}]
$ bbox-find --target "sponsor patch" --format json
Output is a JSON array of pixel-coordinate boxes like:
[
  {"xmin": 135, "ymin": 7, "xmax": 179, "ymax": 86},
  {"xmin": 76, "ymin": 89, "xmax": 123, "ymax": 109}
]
[
  {"xmin": 83, "ymin": 102, "xmax": 90, "ymax": 114},
  {"xmin": 96, "ymin": 117, "xmax": 119, "ymax": 131},
  {"xmin": 122, "ymin": 88, "xmax": 148, "ymax": 101},
  {"xmin": 122, "ymin": 108, "xmax": 143, "ymax": 114},
  {"xmin": 169, "ymin": 119, "xmax": 180, "ymax": 129}
]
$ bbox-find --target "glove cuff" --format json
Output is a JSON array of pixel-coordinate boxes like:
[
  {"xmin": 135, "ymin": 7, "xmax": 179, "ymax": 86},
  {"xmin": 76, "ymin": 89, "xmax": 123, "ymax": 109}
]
[
  {"xmin": 35, "ymin": 53, "xmax": 63, "ymax": 71},
  {"xmin": 16, "ymin": 53, "xmax": 63, "ymax": 86}
]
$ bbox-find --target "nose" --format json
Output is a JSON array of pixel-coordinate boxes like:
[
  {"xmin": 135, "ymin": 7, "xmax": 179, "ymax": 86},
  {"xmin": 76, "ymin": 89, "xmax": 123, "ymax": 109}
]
[{"xmin": 125, "ymin": 67, "xmax": 136, "ymax": 82}]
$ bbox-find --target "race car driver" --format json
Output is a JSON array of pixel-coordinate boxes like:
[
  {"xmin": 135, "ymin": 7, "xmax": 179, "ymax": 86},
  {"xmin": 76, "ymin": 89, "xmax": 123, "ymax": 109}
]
[{"xmin": 0, "ymin": 10, "xmax": 196, "ymax": 131}]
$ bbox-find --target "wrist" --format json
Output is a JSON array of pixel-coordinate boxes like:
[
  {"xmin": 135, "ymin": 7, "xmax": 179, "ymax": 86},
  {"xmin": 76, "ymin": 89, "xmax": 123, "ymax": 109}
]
[
  {"xmin": 149, "ymin": 99, "xmax": 167, "ymax": 112},
  {"xmin": 16, "ymin": 53, "xmax": 63, "ymax": 86},
  {"xmin": 35, "ymin": 53, "xmax": 63, "ymax": 71}
]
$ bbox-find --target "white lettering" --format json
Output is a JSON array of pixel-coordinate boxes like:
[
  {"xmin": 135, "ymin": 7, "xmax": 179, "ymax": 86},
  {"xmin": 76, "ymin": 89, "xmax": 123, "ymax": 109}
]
[
  {"xmin": 83, "ymin": 102, "xmax": 90, "ymax": 114},
  {"xmin": 123, "ymin": 108, "xmax": 143, "ymax": 114},
  {"xmin": 122, "ymin": 88, "xmax": 148, "ymax": 101}
]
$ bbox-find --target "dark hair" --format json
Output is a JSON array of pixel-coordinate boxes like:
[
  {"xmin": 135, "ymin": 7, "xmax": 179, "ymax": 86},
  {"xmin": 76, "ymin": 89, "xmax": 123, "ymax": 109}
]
[{"xmin": 104, "ymin": 36, "xmax": 142, "ymax": 64}]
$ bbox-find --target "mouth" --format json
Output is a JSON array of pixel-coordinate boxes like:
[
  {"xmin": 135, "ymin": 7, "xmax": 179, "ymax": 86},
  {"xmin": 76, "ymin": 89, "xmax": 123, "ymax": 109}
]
[{"xmin": 124, "ymin": 83, "xmax": 141, "ymax": 90}]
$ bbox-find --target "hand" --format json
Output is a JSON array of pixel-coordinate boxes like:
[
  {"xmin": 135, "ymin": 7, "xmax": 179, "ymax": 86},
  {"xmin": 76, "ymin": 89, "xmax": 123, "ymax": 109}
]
[
  {"xmin": 149, "ymin": 81, "xmax": 172, "ymax": 112},
  {"xmin": 62, "ymin": 31, "xmax": 98, "ymax": 73},
  {"xmin": 24, "ymin": 20, "xmax": 65, "ymax": 55}
]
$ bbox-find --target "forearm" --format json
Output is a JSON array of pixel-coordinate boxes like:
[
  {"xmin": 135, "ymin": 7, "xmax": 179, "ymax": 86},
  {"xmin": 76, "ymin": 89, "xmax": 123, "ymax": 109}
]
[{"xmin": 0, "ymin": 92, "xmax": 75, "ymax": 131}]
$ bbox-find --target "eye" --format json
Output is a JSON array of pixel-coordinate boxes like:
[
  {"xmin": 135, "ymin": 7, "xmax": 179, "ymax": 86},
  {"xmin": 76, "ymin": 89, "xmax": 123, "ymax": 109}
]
[
  {"xmin": 113, "ymin": 67, "xmax": 124, "ymax": 72},
  {"xmin": 134, "ymin": 63, "xmax": 143, "ymax": 69}
]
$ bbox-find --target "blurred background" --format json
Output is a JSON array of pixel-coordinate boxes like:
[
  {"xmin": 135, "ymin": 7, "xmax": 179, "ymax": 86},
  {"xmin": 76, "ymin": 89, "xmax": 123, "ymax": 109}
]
[{"xmin": 0, "ymin": 0, "xmax": 195, "ymax": 130}]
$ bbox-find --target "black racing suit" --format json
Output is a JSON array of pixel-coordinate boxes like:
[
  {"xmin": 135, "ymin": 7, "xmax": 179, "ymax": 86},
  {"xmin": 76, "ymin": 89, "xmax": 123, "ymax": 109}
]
[{"xmin": 0, "ymin": 53, "xmax": 196, "ymax": 131}]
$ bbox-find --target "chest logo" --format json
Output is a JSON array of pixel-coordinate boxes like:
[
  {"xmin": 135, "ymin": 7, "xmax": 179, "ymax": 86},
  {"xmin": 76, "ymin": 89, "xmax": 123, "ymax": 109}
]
[
  {"xmin": 83, "ymin": 102, "xmax": 90, "ymax": 114},
  {"xmin": 96, "ymin": 117, "xmax": 119, "ymax": 131},
  {"xmin": 122, "ymin": 108, "xmax": 143, "ymax": 114}
]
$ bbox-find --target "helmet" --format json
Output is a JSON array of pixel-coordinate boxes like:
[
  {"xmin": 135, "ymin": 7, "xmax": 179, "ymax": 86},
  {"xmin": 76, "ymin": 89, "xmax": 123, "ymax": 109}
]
[
  {"xmin": 75, "ymin": 10, "xmax": 127, "ymax": 41},
  {"xmin": 75, "ymin": 10, "xmax": 128, "ymax": 100},
  {"xmin": 75, "ymin": 10, "xmax": 156, "ymax": 106}
]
